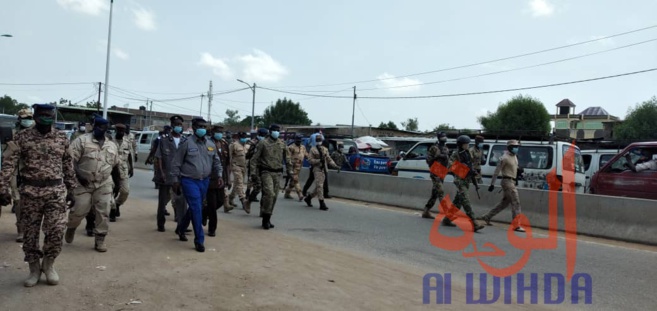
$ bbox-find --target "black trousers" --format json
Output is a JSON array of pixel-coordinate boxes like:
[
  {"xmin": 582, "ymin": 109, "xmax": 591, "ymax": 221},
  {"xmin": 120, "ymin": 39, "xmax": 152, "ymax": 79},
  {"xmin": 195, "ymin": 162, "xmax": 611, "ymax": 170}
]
[
  {"xmin": 302, "ymin": 169, "xmax": 329, "ymax": 197},
  {"xmin": 204, "ymin": 187, "xmax": 224, "ymax": 234},
  {"xmin": 157, "ymin": 185, "xmax": 172, "ymax": 228}
]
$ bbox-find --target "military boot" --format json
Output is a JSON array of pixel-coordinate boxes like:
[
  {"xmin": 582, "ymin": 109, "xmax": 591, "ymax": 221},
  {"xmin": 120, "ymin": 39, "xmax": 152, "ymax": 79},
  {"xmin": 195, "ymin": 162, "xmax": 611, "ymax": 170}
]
[
  {"xmin": 41, "ymin": 257, "xmax": 59, "ymax": 285},
  {"xmin": 441, "ymin": 217, "xmax": 456, "ymax": 227},
  {"xmin": 319, "ymin": 200, "xmax": 329, "ymax": 211},
  {"xmin": 475, "ymin": 216, "xmax": 492, "ymax": 226},
  {"xmin": 115, "ymin": 204, "xmax": 121, "ymax": 217},
  {"xmin": 11, "ymin": 201, "xmax": 18, "ymax": 213},
  {"xmin": 16, "ymin": 224, "xmax": 24, "ymax": 243},
  {"xmin": 109, "ymin": 209, "xmax": 117, "ymax": 222},
  {"xmin": 284, "ymin": 191, "xmax": 293, "ymax": 199},
  {"xmin": 65, "ymin": 228, "xmax": 76, "ymax": 243},
  {"xmin": 224, "ymin": 203, "xmax": 234, "ymax": 213},
  {"xmin": 304, "ymin": 195, "xmax": 313, "ymax": 207},
  {"xmin": 241, "ymin": 198, "xmax": 251, "ymax": 214},
  {"xmin": 227, "ymin": 194, "xmax": 237, "ymax": 208},
  {"xmin": 297, "ymin": 191, "xmax": 304, "ymax": 201},
  {"xmin": 421, "ymin": 206, "xmax": 435, "ymax": 219},
  {"xmin": 24, "ymin": 261, "xmax": 41, "ymax": 287},
  {"xmin": 268, "ymin": 214, "xmax": 275, "ymax": 229},
  {"xmin": 472, "ymin": 221, "xmax": 485, "ymax": 232},
  {"xmin": 94, "ymin": 235, "xmax": 107, "ymax": 252},
  {"xmin": 262, "ymin": 214, "xmax": 271, "ymax": 230}
]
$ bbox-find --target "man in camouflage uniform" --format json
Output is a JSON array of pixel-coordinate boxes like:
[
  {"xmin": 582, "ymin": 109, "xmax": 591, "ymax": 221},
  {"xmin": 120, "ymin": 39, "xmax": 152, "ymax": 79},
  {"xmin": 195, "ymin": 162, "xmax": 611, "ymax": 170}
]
[
  {"xmin": 477, "ymin": 140, "xmax": 525, "ymax": 232},
  {"xmin": 330, "ymin": 143, "xmax": 350, "ymax": 171},
  {"xmin": 245, "ymin": 128, "xmax": 268, "ymax": 206},
  {"xmin": 155, "ymin": 116, "xmax": 188, "ymax": 232},
  {"xmin": 423, "ymin": 131, "xmax": 450, "ymax": 221},
  {"xmin": 448, "ymin": 135, "xmax": 484, "ymax": 232},
  {"xmin": 248, "ymin": 124, "xmax": 292, "ymax": 229},
  {"xmin": 285, "ymin": 134, "xmax": 307, "ymax": 201},
  {"xmin": 125, "ymin": 125, "xmax": 138, "ymax": 163},
  {"xmin": 203, "ymin": 125, "xmax": 231, "ymax": 236},
  {"xmin": 303, "ymin": 135, "xmax": 339, "ymax": 210},
  {"xmin": 228, "ymin": 132, "xmax": 249, "ymax": 211},
  {"xmin": 109, "ymin": 124, "xmax": 133, "ymax": 222},
  {"xmin": 6, "ymin": 108, "xmax": 34, "ymax": 242},
  {"xmin": 469, "ymin": 135, "xmax": 485, "ymax": 184},
  {"xmin": 65, "ymin": 117, "xmax": 122, "ymax": 252},
  {"xmin": 0, "ymin": 103, "xmax": 77, "ymax": 287}
]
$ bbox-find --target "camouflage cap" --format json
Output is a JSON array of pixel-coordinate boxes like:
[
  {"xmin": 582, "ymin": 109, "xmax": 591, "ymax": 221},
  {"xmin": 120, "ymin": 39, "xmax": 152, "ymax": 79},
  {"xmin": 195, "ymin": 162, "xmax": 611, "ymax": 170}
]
[{"xmin": 17, "ymin": 108, "xmax": 33, "ymax": 118}]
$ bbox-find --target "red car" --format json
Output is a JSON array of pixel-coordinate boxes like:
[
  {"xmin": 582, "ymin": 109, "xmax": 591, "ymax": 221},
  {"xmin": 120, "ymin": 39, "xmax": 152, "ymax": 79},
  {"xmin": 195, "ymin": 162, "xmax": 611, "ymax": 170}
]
[{"xmin": 589, "ymin": 141, "xmax": 657, "ymax": 200}]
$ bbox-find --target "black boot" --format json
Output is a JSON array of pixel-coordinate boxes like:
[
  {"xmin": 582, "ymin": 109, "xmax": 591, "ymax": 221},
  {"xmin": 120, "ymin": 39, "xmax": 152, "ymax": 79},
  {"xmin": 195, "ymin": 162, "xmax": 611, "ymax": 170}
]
[
  {"xmin": 268, "ymin": 214, "xmax": 275, "ymax": 229},
  {"xmin": 319, "ymin": 200, "xmax": 329, "ymax": 211},
  {"xmin": 441, "ymin": 217, "xmax": 456, "ymax": 227},
  {"xmin": 304, "ymin": 195, "xmax": 313, "ymax": 207},
  {"xmin": 115, "ymin": 204, "xmax": 121, "ymax": 217},
  {"xmin": 109, "ymin": 209, "xmax": 117, "ymax": 222},
  {"xmin": 262, "ymin": 214, "xmax": 271, "ymax": 230}
]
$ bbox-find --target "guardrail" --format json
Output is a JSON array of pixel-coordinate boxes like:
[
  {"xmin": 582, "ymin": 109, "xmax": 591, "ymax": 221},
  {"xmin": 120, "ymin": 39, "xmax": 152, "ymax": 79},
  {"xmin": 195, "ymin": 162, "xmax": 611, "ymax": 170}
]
[{"xmin": 300, "ymin": 168, "xmax": 657, "ymax": 245}]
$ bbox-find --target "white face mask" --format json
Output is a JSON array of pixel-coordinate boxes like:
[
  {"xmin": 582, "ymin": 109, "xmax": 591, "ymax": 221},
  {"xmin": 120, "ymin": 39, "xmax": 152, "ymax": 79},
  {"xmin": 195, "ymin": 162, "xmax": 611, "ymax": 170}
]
[
  {"xmin": 20, "ymin": 119, "xmax": 34, "ymax": 128},
  {"xmin": 79, "ymin": 126, "xmax": 86, "ymax": 132}
]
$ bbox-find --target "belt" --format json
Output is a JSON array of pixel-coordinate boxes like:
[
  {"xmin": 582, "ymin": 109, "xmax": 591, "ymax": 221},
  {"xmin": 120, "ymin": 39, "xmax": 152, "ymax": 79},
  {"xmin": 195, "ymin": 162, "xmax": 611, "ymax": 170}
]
[
  {"xmin": 502, "ymin": 176, "xmax": 517, "ymax": 181},
  {"xmin": 21, "ymin": 179, "xmax": 63, "ymax": 187},
  {"xmin": 259, "ymin": 167, "xmax": 283, "ymax": 173}
]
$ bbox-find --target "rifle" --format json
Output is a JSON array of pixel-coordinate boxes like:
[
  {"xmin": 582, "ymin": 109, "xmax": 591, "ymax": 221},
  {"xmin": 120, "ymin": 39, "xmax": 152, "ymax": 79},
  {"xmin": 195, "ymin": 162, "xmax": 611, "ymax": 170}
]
[
  {"xmin": 470, "ymin": 172, "xmax": 481, "ymax": 199},
  {"xmin": 316, "ymin": 145, "xmax": 326, "ymax": 172},
  {"xmin": 460, "ymin": 149, "xmax": 480, "ymax": 199}
]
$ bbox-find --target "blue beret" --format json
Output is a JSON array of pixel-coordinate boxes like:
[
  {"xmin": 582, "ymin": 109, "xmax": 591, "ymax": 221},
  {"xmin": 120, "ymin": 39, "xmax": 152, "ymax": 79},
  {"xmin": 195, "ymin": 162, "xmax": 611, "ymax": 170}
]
[
  {"xmin": 32, "ymin": 103, "xmax": 55, "ymax": 111},
  {"xmin": 94, "ymin": 117, "xmax": 109, "ymax": 125}
]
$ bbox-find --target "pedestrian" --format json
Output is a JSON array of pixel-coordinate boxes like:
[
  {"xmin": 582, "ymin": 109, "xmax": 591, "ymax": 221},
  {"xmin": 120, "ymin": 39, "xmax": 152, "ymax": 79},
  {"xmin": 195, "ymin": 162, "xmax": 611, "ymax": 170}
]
[
  {"xmin": 109, "ymin": 124, "xmax": 133, "ymax": 222},
  {"xmin": 202, "ymin": 125, "xmax": 231, "ymax": 237},
  {"xmin": 247, "ymin": 124, "xmax": 292, "ymax": 229},
  {"xmin": 0, "ymin": 103, "xmax": 77, "ymax": 287},
  {"xmin": 6, "ymin": 108, "xmax": 34, "ymax": 242},
  {"xmin": 228, "ymin": 131, "xmax": 250, "ymax": 211},
  {"xmin": 303, "ymin": 134, "xmax": 339, "ymax": 210},
  {"xmin": 448, "ymin": 135, "xmax": 484, "ymax": 232},
  {"xmin": 422, "ymin": 132, "xmax": 450, "ymax": 221},
  {"xmin": 469, "ymin": 135, "xmax": 485, "ymax": 184},
  {"xmin": 477, "ymin": 140, "xmax": 526, "ymax": 232},
  {"xmin": 170, "ymin": 117, "xmax": 222, "ymax": 252},
  {"xmin": 245, "ymin": 128, "xmax": 268, "ymax": 206},
  {"xmin": 284, "ymin": 134, "xmax": 307, "ymax": 201},
  {"xmin": 71, "ymin": 121, "xmax": 86, "ymax": 141},
  {"xmin": 65, "ymin": 116, "xmax": 122, "ymax": 252},
  {"xmin": 154, "ymin": 116, "xmax": 189, "ymax": 232}
]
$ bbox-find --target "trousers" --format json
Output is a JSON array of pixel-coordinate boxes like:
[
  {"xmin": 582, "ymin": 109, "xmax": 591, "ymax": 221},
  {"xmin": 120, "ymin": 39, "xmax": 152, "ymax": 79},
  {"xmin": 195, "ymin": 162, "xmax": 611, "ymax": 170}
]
[
  {"xmin": 302, "ymin": 169, "xmax": 329, "ymax": 197},
  {"xmin": 20, "ymin": 184, "xmax": 68, "ymax": 263},
  {"xmin": 177, "ymin": 177, "xmax": 209, "ymax": 245},
  {"xmin": 68, "ymin": 182, "xmax": 113, "ymax": 236}
]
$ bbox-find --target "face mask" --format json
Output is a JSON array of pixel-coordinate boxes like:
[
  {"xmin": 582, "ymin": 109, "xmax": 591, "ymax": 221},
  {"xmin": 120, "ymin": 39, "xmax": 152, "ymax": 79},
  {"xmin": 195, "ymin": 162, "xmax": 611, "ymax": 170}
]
[
  {"xmin": 439, "ymin": 137, "xmax": 447, "ymax": 143},
  {"xmin": 214, "ymin": 133, "xmax": 223, "ymax": 140},
  {"xmin": 257, "ymin": 136, "xmax": 264, "ymax": 141},
  {"xmin": 239, "ymin": 138, "xmax": 247, "ymax": 144},
  {"xmin": 173, "ymin": 126, "xmax": 183, "ymax": 134},
  {"xmin": 93, "ymin": 128, "xmax": 106, "ymax": 138},
  {"xmin": 115, "ymin": 132, "xmax": 125, "ymax": 139},
  {"xmin": 20, "ymin": 120, "xmax": 34, "ymax": 128},
  {"xmin": 271, "ymin": 131, "xmax": 280, "ymax": 139},
  {"xmin": 511, "ymin": 147, "xmax": 519, "ymax": 154},
  {"xmin": 477, "ymin": 143, "xmax": 483, "ymax": 149},
  {"xmin": 79, "ymin": 126, "xmax": 86, "ymax": 132},
  {"xmin": 37, "ymin": 116, "xmax": 54, "ymax": 126},
  {"xmin": 295, "ymin": 141, "xmax": 301, "ymax": 146},
  {"xmin": 195, "ymin": 128, "xmax": 207, "ymax": 138},
  {"xmin": 316, "ymin": 140, "xmax": 323, "ymax": 145}
]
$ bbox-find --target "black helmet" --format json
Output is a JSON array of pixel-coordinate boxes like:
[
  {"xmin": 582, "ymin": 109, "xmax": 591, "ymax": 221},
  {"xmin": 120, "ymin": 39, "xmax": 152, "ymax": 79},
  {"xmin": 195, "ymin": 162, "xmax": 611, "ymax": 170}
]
[
  {"xmin": 436, "ymin": 131, "xmax": 447, "ymax": 138},
  {"xmin": 295, "ymin": 134, "xmax": 303, "ymax": 140},
  {"xmin": 457, "ymin": 135, "xmax": 471, "ymax": 144},
  {"xmin": 257, "ymin": 128, "xmax": 269, "ymax": 137}
]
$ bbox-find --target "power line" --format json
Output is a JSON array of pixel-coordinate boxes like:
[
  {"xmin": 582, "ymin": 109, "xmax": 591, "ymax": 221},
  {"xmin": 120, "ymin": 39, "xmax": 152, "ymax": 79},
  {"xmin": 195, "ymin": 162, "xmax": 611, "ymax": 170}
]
[
  {"xmin": 0, "ymin": 82, "xmax": 95, "ymax": 86},
  {"xmin": 269, "ymin": 24, "xmax": 657, "ymax": 89},
  {"xmin": 259, "ymin": 67, "xmax": 657, "ymax": 100}
]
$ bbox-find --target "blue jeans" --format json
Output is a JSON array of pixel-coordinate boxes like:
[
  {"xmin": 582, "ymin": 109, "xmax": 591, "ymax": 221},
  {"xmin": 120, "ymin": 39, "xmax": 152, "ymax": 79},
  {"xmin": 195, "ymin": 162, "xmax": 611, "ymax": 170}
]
[{"xmin": 177, "ymin": 177, "xmax": 209, "ymax": 245}]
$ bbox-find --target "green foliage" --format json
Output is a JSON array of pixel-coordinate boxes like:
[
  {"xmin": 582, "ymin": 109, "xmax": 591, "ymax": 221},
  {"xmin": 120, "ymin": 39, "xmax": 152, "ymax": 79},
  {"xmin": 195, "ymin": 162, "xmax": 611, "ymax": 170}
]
[
  {"xmin": 223, "ymin": 109, "xmax": 241, "ymax": 126},
  {"xmin": 262, "ymin": 98, "xmax": 312, "ymax": 126},
  {"xmin": 401, "ymin": 117, "xmax": 419, "ymax": 131},
  {"xmin": 478, "ymin": 94, "xmax": 550, "ymax": 135},
  {"xmin": 614, "ymin": 96, "xmax": 657, "ymax": 140},
  {"xmin": 0, "ymin": 95, "xmax": 29, "ymax": 115},
  {"xmin": 239, "ymin": 115, "xmax": 265, "ymax": 128},
  {"xmin": 378, "ymin": 121, "xmax": 399, "ymax": 130},
  {"xmin": 432, "ymin": 123, "xmax": 455, "ymax": 132}
]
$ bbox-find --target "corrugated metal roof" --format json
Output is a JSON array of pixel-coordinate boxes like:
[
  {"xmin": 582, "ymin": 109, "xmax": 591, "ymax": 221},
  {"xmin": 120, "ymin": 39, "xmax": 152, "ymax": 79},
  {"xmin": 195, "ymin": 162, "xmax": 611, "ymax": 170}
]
[
  {"xmin": 580, "ymin": 106, "xmax": 609, "ymax": 116},
  {"xmin": 556, "ymin": 99, "xmax": 576, "ymax": 107}
]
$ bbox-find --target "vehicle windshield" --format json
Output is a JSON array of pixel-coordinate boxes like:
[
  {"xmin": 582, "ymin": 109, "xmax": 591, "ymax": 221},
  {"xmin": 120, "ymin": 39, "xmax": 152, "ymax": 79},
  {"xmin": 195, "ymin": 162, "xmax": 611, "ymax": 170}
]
[{"xmin": 562, "ymin": 145, "xmax": 585, "ymax": 173}]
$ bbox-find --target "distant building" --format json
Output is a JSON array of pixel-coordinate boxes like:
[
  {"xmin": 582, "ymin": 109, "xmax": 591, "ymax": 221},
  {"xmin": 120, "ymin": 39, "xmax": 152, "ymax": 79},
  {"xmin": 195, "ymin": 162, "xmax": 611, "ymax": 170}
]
[
  {"xmin": 284, "ymin": 124, "xmax": 424, "ymax": 138},
  {"xmin": 552, "ymin": 99, "xmax": 620, "ymax": 140}
]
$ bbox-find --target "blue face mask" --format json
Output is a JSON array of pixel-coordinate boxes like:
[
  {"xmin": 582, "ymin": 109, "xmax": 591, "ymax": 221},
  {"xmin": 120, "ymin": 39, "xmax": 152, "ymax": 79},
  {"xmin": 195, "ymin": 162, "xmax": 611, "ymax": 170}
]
[
  {"xmin": 173, "ymin": 126, "xmax": 183, "ymax": 134},
  {"xmin": 477, "ymin": 143, "xmax": 483, "ymax": 149},
  {"xmin": 270, "ymin": 131, "xmax": 280, "ymax": 139},
  {"xmin": 511, "ymin": 147, "xmax": 519, "ymax": 154},
  {"xmin": 195, "ymin": 128, "xmax": 207, "ymax": 138},
  {"xmin": 214, "ymin": 133, "xmax": 223, "ymax": 140},
  {"xmin": 239, "ymin": 138, "xmax": 247, "ymax": 144},
  {"xmin": 257, "ymin": 136, "xmax": 264, "ymax": 141}
]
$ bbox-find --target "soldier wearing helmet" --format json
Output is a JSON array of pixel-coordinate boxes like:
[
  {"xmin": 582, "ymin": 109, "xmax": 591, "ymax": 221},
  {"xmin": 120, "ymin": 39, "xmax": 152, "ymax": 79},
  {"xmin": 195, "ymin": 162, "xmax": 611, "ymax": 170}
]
[
  {"xmin": 284, "ymin": 134, "xmax": 308, "ymax": 200},
  {"xmin": 477, "ymin": 139, "xmax": 526, "ymax": 232},
  {"xmin": 422, "ymin": 131, "xmax": 450, "ymax": 220},
  {"xmin": 469, "ymin": 135, "xmax": 485, "ymax": 184},
  {"xmin": 447, "ymin": 135, "xmax": 485, "ymax": 232}
]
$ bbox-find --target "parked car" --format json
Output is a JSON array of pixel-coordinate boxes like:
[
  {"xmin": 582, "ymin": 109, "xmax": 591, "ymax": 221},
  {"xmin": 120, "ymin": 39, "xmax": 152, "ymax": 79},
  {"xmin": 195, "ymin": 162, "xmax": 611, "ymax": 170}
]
[{"xmin": 589, "ymin": 142, "xmax": 657, "ymax": 200}]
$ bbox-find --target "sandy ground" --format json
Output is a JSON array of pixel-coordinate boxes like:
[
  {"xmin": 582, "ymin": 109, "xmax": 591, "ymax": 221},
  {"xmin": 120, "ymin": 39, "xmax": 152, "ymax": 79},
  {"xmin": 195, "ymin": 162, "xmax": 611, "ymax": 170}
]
[{"xmin": 0, "ymin": 197, "xmax": 554, "ymax": 311}]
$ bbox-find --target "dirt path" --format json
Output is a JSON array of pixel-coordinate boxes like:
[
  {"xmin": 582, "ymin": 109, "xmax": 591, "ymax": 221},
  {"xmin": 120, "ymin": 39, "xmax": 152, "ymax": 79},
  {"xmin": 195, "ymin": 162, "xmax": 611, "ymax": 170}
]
[{"xmin": 0, "ymin": 198, "xmax": 553, "ymax": 311}]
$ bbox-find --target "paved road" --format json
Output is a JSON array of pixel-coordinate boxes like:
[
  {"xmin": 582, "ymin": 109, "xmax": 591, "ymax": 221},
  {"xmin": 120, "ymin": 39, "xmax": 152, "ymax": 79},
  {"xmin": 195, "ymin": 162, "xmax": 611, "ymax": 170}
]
[{"xmin": 131, "ymin": 169, "xmax": 657, "ymax": 310}]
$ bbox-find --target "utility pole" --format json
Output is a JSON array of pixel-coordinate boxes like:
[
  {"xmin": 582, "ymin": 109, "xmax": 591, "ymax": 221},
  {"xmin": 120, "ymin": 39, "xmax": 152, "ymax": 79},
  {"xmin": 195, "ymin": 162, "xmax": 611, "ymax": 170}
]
[
  {"xmin": 102, "ymin": 0, "xmax": 115, "ymax": 119},
  {"xmin": 200, "ymin": 94, "xmax": 205, "ymax": 115},
  {"xmin": 351, "ymin": 86, "xmax": 357, "ymax": 138},
  {"xmin": 97, "ymin": 82, "xmax": 102, "ymax": 113},
  {"xmin": 207, "ymin": 81, "xmax": 213, "ymax": 122}
]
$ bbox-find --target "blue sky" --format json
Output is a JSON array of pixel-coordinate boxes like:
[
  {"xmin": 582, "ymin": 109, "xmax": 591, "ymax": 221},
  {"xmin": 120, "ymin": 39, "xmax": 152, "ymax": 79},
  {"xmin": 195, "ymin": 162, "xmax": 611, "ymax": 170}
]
[{"xmin": 1, "ymin": 0, "xmax": 656, "ymax": 130}]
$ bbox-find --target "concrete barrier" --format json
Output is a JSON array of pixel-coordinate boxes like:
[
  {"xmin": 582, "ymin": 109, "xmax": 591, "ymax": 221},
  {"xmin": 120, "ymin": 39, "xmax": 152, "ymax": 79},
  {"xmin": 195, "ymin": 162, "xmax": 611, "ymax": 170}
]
[{"xmin": 300, "ymin": 168, "xmax": 657, "ymax": 245}]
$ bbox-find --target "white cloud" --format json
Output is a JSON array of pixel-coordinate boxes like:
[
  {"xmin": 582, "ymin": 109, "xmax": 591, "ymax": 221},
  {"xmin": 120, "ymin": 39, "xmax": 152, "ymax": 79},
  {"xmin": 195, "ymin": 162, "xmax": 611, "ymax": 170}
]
[
  {"xmin": 132, "ymin": 7, "xmax": 157, "ymax": 31},
  {"xmin": 57, "ymin": 0, "xmax": 108, "ymax": 16},
  {"xmin": 237, "ymin": 49, "xmax": 288, "ymax": 83},
  {"xmin": 590, "ymin": 35, "xmax": 615, "ymax": 46},
  {"xmin": 528, "ymin": 0, "xmax": 554, "ymax": 17},
  {"xmin": 375, "ymin": 73, "xmax": 422, "ymax": 93},
  {"xmin": 114, "ymin": 48, "xmax": 129, "ymax": 60},
  {"xmin": 198, "ymin": 53, "xmax": 234, "ymax": 80}
]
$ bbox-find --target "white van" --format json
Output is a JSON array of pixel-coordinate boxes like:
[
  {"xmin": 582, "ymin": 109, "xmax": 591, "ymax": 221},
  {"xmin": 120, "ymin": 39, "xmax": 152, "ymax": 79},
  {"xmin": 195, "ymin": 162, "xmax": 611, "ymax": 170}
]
[
  {"xmin": 393, "ymin": 139, "xmax": 587, "ymax": 193},
  {"xmin": 134, "ymin": 130, "xmax": 160, "ymax": 159},
  {"xmin": 581, "ymin": 149, "xmax": 619, "ymax": 192}
]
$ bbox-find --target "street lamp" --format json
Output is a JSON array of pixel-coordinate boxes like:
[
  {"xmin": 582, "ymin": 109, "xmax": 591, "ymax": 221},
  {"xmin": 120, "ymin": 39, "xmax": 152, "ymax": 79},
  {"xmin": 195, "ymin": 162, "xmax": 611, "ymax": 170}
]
[
  {"xmin": 237, "ymin": 79, "xmax": 256, "ymax": 131},
  {"xmin": 102, "ymin": 0, "xmax": 115, "ymax": 120}
]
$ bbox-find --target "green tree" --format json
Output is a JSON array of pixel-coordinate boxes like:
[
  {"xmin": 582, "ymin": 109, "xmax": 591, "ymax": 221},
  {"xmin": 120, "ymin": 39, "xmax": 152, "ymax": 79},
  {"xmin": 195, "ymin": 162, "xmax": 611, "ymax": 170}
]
[
  {"xmin": 0, "ymin": 95, "xmax": 29, "ymax": 115},
  {"xmin": 614, "ymin": 96, "xmax": 657, "ymax": 140},
  {"xmin": 378, "ymin": 121, "xmax": 399, "ymax": 130},
  {"xmin": 223, "ymin": 109, "xmax": 241, "ymax": 126},
  {"xmin": 239, "ymin": 115, "xmax": 265, "ymax": 129},
  {"xmin": 262, "ymin": 98, "xmax": 312, "ymax": 126},
  {"xmin": 432, "ymin": 123, "xmax": 455, "ymax": 132},
  {"xmin": 478, "ymin": 94, "xmax": 550, "ymax": 135},
  {"xmin": 401, "ymin": 117, "xmax": 419, "ymax": 131}
]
